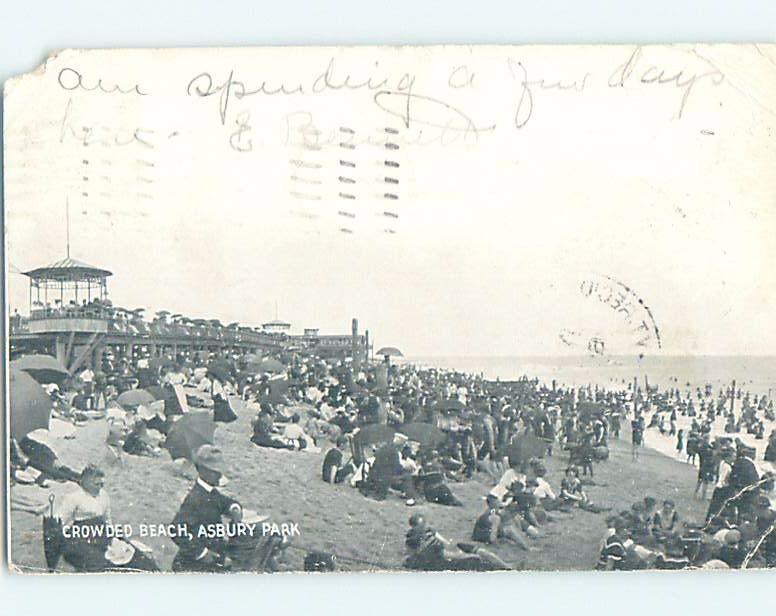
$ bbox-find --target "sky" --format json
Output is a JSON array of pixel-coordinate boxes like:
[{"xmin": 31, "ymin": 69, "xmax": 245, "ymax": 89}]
[{"xmin": 5, "ymin": 44, "xmax": 776, "ymax": 357}]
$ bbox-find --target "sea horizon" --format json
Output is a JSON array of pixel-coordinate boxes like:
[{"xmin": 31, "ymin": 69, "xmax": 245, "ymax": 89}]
[{"xmin": 398, "ymin": 355, "xmax": 776, "ymax": 395}]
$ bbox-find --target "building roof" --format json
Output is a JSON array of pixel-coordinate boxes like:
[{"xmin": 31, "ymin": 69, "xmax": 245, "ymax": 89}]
[
  {"xmin": 262, "ymin": 319, "xmax": 291, "ymax": 327},
  {"xmin": 23, "ymin": 257, "xmax": 113, "ymax": 280}
]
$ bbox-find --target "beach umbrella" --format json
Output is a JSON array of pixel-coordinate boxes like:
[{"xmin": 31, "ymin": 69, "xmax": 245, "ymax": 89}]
[
  {"xmin": 353, "ymin": 423, "xmax": 396, "ymax": 448},
  {"xmin": 399, "ymin": 422, "xmax": 447, "ymax": 447},
  {"xmin": 117, "ymin": 389, "xmax": 155, "ymax": 408},
  {"xmin": 144, "ymin": 385, "xmax": 167, "ymax": 401},
  {"xmin": 376, "ymin": 347, "xmax": 404, "ymax": 357},
  {"xmin": 505, "ymin": 434, "xmax": 548, "ymax": 466},
  {"xmin": 11, "ymin": 354, "xmax": 69, "ymax": 384},
  {"xmin": 165, "ymin": 411, "xmax": 215, "ymax": 461},
  {"xmin": 9, "ymin": 367, "xmax": 52, "ymax": 439},
  {"xmin": 208, "ymin": 357, "xmax": 234, "ymax": 382}
]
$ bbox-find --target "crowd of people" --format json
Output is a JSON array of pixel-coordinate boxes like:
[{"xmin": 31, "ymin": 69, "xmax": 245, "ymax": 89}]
[{"xmin": 9, "ymin": 345, "xmax": 776, "ymax": 572}]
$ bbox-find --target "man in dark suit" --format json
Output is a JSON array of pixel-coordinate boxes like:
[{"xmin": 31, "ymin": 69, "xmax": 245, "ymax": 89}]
[
  {"xmin": 170, "ymin": 445, "xmax": 243, "ymax": 572},
  {"xmin": 729, "ymin": 445, "xmax": 760, "ymax": 522}
]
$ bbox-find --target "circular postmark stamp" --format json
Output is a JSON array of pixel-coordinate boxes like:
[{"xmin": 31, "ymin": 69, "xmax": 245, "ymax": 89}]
[{"xmin": 559, "ymin": 274, "xmax": 662, "ymax": 358}]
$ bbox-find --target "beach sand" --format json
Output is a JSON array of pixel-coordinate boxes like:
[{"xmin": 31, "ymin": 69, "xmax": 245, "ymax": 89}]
[{"xmin": 10, "ymin": 394, "xmax": 710, "ymax": 574}]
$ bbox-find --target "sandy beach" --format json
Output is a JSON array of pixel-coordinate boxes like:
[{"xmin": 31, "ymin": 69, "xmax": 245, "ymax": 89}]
[{"xmin": 10, "ymin": 389, "xmax": 711, "ymax": 573}]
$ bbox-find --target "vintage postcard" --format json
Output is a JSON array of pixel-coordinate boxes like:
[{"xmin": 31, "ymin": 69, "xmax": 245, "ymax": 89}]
[{"xmin": 4, "ymin": 44, "xmax": 776, "ymax": 574}]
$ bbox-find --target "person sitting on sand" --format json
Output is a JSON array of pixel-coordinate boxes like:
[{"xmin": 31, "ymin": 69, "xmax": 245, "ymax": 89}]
[
  {"xmin": 596, "ymin": 517, "xmax": 630, "ymax": 571},
  {"xmin": 251, "ymin": 407, "xmax": 294, "ymax": 450},
  {"xmin": 55, "ymin": 464, "xmax": 158, "ymax": 572},
  {"xmin": 17, "ymin": 429, "xmax": 82, "ymax": 488},
  {"xmin": 489, "ymin": 459, "xmax": 527, "ymax": 502},
  {"xmin": 122, "ymin": 417, "xmax": 161, "ymax": 457},
  {"xmin": 359, "ymin": 433, "xmax": 419, "ymax": 506},
  {"xmin": 418, "ymin": 449, "xmax": 463, "ymax": 507},
  {"xmin": 559, "ymin": 466, "xmax": 609, "ymax": 513},
  {"xmin": 322, "ymin": 435, "xmax": 355, "ymax": 484},
  {"xmin": 405, "ymin": 513, "xmax": 510, "ymax": 571},
  {"xmin": 282, "ymin": 413, "xmax": 314, "ymax": 450},
  {"xmin": 472, "ymin": 495, "xmax": 503, "ymax": 544},
  {"xmin": 652, "ymin": 499, "xmax": 680, "ymax": 542},
  {"xmin": 171, "ymin": 445, "xmax": 243, "ymax": 572}
]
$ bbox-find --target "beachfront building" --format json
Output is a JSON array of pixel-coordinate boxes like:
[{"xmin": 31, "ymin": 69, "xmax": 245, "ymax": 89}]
[
  {"xmin": 9, "ymin": 256, "xmax": 285, "ymax": 373},
  {"xmin": 261, "ymin": 319, "xmax": 292, "ymax": 335},
  {"xmin": 10, "ymin": 257, "xmax": 371, "ymax": 372}
]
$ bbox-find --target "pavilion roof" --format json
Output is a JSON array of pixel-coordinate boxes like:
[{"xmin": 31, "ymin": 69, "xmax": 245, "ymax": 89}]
[{"xmin": 23, "ymin": 257, "xmax": 113, "ymax": 281}]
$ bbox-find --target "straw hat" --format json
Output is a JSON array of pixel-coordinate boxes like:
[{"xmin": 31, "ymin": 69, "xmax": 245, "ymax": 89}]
[
  {"xmin": 242, "ymin": 508, "xmax": 270, "ymax": 524},
  {"xmin": 105, "ymin": 540, "xmax": 135, "ymax": 566}
]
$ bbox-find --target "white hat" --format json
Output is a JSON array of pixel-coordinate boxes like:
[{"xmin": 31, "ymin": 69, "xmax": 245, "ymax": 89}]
[
  {"xmin": 137, "ymin": 405, "xmax": 155, "ymax": 421},
  {"xmin": 241, "ymin": 508, "xmax": 270, "ymax": 524},
  {"xmin": 105, "ymin": 539, "xmax": 135, "ymax": 566}
]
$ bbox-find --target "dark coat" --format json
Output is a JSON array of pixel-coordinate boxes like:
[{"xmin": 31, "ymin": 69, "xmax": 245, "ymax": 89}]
[{"xmin": 170, "ymin": 481, "xmax": 239, "ymax": 570}]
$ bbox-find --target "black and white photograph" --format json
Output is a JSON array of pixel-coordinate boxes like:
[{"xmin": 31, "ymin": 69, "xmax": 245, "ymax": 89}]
[{"xmin": 4, "ymin": 43, "xmax": 776, "ymax": 575}]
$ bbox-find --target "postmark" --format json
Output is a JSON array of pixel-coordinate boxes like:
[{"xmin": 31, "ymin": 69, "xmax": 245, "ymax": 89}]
[{"xmin": 560, "ymin": 274, "xmax": 662, "ymax": 357}]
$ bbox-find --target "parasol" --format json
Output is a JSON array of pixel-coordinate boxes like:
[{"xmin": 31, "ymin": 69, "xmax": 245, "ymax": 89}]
[
  {"xmin": 117, "ymin": 389, "xmax": 156, "ymax": 408},
  {"xmin": 208, "ymin": 358, "xmax": 234, "ymax": 382},
  {"xmin": 505, "ymin": 434, "xmax": 548, "ymax": 466},
  {"xmin": 376, "ymin": 347, "xmax": 404, "ymax": 357},
  {"xmin": 144, "ymin": 385, "xmax": 167, "ymax": 401},
  {"xmin": 164, "ymin": 411, "xmax": 216, "ymax": 461},
  {"xmin": 9, "ymin": 366, "xmax": 53, "ymax": 439},
  {"xmin": 399, "ymin": 422, "xmax": 447, "ymax": 447},
  {"xmin": 11, "ymin": 354, "xmax": 69, "ymax": 384}
]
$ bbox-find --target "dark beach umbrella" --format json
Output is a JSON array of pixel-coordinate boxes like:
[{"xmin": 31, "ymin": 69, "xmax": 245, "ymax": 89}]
[
  {"xmin": 9, "ymin": 366, "xmax": 52, "ymax": 439},
  {"xmin": 42, "ymin": 494, "xmax": 63, "ymax": 572},
  {"xmin": 505, "ymin": 434, "xmax": 548, "ymax": 466},
  {"xmin": 353, "ymin": 423, "xmax": 396, "ymax": 449},
  {"xmin": 144, "ymin": 385, "xmax": 167, "ymax": 401},
  {"xmin": 165, "ymin": 411, "xmax": 215, "ymax": 461},
  {"xmin": 117, "ymin": 388, "xmax": 155, "ymax": 408},
  {"xmin": 208, "ymin": 358, "xmax": 234, "ymax": 382},
  {"xmin": 376, "ymin": 347, "xmax": 404, "ymax": 357},
  {"xmin": 399, "ymin": 422, "xmax": 447, "ymax": 447},
  {"xmin": 11, "ymin": 354, "xmax": 69, "ymax": 384}
]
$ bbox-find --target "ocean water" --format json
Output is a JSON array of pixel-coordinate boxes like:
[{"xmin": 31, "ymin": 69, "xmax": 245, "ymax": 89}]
[{"xmin": 404, "ymin": 355, "xmax": 776, "ymax": 397}]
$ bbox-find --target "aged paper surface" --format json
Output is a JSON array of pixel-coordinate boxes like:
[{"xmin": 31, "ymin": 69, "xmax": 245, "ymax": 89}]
[{"xmin": 4, "ymin": 45, "xmax": 776, "ymax": 574}]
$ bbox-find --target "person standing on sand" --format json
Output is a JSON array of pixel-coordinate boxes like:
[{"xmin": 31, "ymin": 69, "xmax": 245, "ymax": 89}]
[
  {"xmin": 695, "ymin": 435, "xmax": 716, "ymax": 500},
  {"xmin": 676, "ymin": 429, "xmax": 684, "ymax": 459},
  {"xmin": 631, "ymin": 414, "xmax": 645, "ymax": 461}
]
